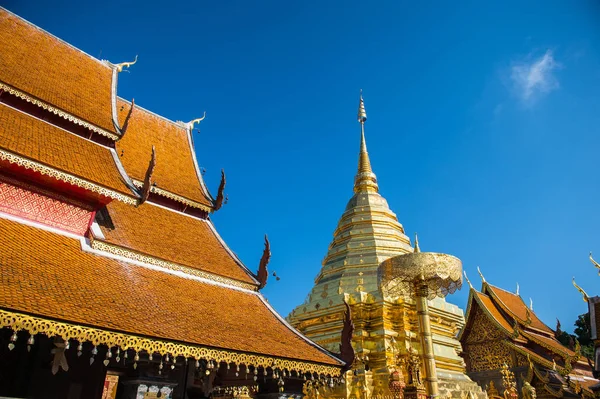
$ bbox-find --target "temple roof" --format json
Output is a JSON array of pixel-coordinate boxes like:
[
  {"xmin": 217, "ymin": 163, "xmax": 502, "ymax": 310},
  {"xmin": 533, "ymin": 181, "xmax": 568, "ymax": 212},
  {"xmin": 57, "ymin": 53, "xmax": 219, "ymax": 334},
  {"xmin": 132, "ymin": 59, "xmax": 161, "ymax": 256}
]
[
  {"xmin": 97, "ymin": 200, "xmax": 258, "ymax": 286},
  {"xmin": 461, "ymin": 280, "xmax": 586, "ymax": 373},
  {"xmin": 0, "ymin": 9, "xmax": 117, "ymax": 136},
  {"xmin": 485, "ymin": 284, "xmax": 553, "ymax": 334},
  {"xmin": 115, "ymin": 99, "xmax": 214, "ymax": 210},
  {"xmin": 0, "ymin": 103, "xmax": 135, "ymax": 203},
  {"xmin": 0, "ymin": 216, "xmax": 342, "ymax": 371}
]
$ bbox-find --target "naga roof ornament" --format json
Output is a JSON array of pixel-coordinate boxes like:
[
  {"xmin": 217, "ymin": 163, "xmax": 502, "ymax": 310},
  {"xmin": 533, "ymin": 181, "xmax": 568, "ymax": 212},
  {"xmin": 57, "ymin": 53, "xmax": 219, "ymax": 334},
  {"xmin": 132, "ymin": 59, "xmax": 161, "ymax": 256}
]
[
  {"xmin": 185, "ymin": 112, "xmax": 207, "ymax": 131},
  {"xmin": 257, "ymin": 235, "xmax": 271, "ymax": 290},
  {"xmin": 213, "ymin": 169, "xmax": 226, "ymax": 211},
  {"xmin": 572, "ymin": 277, "xmax": 589, "ymax": 302},
  {"xmin": 114, "ymin": 55, "xmax": 138, "ymax": 73}
]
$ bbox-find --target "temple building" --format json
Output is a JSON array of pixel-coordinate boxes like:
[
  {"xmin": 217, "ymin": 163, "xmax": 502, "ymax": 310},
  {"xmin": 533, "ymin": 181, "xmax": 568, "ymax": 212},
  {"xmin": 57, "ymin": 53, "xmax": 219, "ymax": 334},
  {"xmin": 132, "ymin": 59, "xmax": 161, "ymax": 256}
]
[
  {"xmin": 460, "ymin": 272, "xmax": 598, "ymax": 399},
  {"xmin": 287, "ymin": 95, "xmax": 484, "ymax": 399},
  {"xmin": 0, "ymin": 7, "xmax": 344, "ymax": 399}
]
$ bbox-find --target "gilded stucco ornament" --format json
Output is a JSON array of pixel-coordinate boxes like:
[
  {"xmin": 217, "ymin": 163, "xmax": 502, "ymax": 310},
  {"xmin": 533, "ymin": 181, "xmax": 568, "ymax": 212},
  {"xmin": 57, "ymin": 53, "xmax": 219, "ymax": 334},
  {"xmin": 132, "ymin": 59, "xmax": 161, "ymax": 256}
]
[
  {"xmin": 0, "ymin": 148, "xmax": 136, "ymax": 205},
  {"xmin": 0, "ymin": 309, "xmax": 340, "ymax": 376}
]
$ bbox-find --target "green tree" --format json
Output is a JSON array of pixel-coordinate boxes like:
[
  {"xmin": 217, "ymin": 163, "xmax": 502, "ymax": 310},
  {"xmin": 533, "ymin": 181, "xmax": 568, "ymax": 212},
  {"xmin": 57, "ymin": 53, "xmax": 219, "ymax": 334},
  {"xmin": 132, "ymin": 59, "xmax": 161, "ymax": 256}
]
[{"xmin": 574, "ymin": 313, "xmax": 594, "ymax": 359}]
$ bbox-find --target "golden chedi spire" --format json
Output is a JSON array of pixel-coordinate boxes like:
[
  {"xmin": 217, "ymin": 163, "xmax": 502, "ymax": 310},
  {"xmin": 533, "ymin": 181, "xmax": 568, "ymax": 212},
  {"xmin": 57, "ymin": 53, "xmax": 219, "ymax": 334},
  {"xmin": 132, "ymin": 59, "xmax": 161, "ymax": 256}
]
[{"xmin": 354, "ymin": 91, "xmax": 379, "ymax": 193}]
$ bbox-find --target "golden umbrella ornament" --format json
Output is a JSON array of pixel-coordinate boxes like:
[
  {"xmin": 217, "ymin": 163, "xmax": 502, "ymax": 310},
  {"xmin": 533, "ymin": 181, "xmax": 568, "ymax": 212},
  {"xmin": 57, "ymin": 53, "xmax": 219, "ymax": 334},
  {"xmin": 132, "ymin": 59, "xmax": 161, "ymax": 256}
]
[{"xmin": 378, "ymin": 236, "xmax": 463, "ymax": 398}]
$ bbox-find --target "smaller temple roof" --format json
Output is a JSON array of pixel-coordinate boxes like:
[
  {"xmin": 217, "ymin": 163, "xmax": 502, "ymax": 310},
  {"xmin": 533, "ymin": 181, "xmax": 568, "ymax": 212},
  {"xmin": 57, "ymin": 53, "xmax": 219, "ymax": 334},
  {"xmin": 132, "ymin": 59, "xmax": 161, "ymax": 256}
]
[
  {"xmin": 0, "ymin": 216, "xmax": 342, "ymax": 372},
  {"xmin": 485, "ymin": 284, "xmax": 553, "ymax": 334},
  {"xmin": 115, "ymin": 99, "xmax": 214, "ymax": 210},
  {"xmin": 0, "ymin": 103, "xmax": 135, "ymax": 203},
  {"xmin": 97, "ymin": 200, "xmax": 258, "ymax": 286},
  {"xmin": 461, "ymin": 277, "xmax": 591, "ymax": 377},
  {"xmin": 0, "ymin": 8, "xmax": 117, "ymax": 136}
]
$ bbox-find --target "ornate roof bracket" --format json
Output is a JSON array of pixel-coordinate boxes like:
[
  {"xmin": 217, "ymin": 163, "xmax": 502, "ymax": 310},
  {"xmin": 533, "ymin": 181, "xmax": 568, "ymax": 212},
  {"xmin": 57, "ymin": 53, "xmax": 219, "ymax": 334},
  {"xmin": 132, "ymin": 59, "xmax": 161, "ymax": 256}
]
[
  {"xmin": 256, "ymin": 235, "xmax": 271, "ymax": 290},
  {"xmin": 137, "ymin": 146, "xmax": 156, "ymax": 206},
  {"xmin": 213, "ymin": 169, "xmax": 226, "ymax": 211}
]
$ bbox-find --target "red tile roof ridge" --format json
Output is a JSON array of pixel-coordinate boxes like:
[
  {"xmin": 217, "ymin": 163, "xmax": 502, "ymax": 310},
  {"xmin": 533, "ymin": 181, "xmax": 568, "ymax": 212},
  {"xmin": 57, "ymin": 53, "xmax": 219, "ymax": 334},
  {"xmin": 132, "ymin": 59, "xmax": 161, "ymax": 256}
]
[
  {"xmin": 257, "ymin": 294, "xmax": 345, "ymax": 366},
  {"xmin": 117, "ymin": 97, "xmax": 189, "ymax": 130},
  {"xmin": 485, "ymin": 283, "xmax": 554, "ymax": 335},
  {"xmin": 1, "ymin": 7, "xmax": 110, "ymax": 69}
]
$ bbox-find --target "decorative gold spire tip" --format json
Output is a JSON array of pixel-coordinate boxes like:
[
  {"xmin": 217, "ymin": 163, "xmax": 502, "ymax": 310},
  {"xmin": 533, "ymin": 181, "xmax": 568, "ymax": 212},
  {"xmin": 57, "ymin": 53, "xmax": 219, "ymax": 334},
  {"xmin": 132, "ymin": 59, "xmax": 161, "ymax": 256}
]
[
  {"xmin": 357, "ymin": 90, "xmax": 367, "ymax": 123},
  {"xmin": 414, "ymin": 233, "xmax": 420, "ymax": 253}
]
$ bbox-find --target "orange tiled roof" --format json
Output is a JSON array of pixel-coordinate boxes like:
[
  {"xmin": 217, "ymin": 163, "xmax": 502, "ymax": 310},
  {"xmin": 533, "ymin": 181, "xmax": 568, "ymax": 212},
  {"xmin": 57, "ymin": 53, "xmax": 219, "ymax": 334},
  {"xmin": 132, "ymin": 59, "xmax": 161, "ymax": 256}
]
[
  {"xmin": 521, "ymin": 330, "xmax": 576, "ymax": 358},
  {"xmin": 115, "ymin": 99, "xmax": 213, "ymax": 208},
  {"xmin": 98, "ymin": 200, "xmax": 257, "ymax": 285},
  {"xmin": 0, "ymin": 103, "xmax": 133, "ymax": 198},
  {"xmin": 0, "ymin": 217, "xmax": 340, "ymax": 366},
  {"xmin": 473, "ymin": 291, "xmax": 516, "ymax": 335},
  {"xmin": 0, "ymin": 10, "xmax": 116, "ymax": 134},
  {"xmin": 486, "ymin": 284, "xmax": 553, "ymax": 334}
]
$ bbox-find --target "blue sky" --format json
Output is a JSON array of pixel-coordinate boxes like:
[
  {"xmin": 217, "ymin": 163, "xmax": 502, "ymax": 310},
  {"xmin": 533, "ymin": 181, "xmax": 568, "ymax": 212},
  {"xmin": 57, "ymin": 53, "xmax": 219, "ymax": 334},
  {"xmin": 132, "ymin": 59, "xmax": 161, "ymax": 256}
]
[{"xmin": 8, "ymin": 1, "xmax": 600, "ymax": 333}]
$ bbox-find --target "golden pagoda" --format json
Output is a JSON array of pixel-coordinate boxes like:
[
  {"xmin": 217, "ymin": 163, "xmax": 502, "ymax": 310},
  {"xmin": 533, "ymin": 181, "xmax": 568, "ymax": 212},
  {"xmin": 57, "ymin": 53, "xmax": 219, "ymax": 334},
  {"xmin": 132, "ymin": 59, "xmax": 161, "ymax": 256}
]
[{"xmin": 288, "ymin": 94, "xmax": 485, "ymax": 399}]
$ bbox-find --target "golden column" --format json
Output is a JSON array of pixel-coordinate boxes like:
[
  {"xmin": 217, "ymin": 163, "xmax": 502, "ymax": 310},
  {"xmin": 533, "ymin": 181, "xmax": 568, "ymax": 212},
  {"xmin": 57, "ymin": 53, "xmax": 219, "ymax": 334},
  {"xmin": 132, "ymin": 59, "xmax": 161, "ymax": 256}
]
[{"xmin": 379, "ymin": 237, "xmax": 463, "ymax": 398}]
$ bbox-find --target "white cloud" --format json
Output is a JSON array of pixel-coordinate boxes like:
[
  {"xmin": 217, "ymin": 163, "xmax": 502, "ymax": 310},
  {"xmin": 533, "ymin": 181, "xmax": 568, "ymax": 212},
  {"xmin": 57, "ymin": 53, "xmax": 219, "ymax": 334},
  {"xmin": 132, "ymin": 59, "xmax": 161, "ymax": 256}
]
[{"xmin": 511, "ymin": 50, "xmax": 561, "ymax": 102}]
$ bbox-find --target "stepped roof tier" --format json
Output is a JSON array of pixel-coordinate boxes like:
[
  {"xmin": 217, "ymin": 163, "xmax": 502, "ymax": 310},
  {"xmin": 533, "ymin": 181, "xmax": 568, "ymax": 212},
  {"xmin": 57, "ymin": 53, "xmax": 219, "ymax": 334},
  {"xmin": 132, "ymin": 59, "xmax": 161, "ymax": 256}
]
[
  {"xmin": 115, "ymin": 99, "xmax": 214, "ymax": 211},
  {"xmin": 0, "ymin": 102, "xmax": 137, "ymax": 204},
  {"xmin": 0, "ymin": 6, "xmax": 343, "ymax": 397},
  {"xmin": 460, "ymin": 275, "xmax": 597, "ymax": 399},
  {"xmin": 97, "ymin": 200, "xmax": 258, "ymax": 286},
  {"xmin": 0, "ymin": 10, "xmax": 120, "ymax": 138},
  {"xmin": 0, "ymin": 216, "xmax": 338, "ymax": 368}
]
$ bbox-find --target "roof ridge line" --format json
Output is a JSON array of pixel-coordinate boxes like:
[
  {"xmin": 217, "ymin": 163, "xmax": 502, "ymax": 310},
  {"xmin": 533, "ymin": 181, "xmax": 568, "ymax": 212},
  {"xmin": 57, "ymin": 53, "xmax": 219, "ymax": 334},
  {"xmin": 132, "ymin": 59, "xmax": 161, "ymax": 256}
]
[
  {"xmin": 117, "ymin": 97, "xmax": 189, "ymax": 131},
  {"xmin": 1, "ymin": 7, "xmax": 110, "ymax": 69}
]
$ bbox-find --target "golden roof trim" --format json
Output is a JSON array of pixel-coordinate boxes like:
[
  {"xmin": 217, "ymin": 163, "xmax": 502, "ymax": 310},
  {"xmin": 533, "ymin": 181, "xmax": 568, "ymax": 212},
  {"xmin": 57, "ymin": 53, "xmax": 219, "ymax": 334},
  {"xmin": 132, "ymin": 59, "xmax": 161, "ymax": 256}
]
[
  {"xmin": 0, "ymin": 148, "xmax": 136, "ymax": 204},
  {"xmin": 0, "ymin": 82, "xmax": 119, "ymax": 140},
  {"xmin": 0, "ymin": 308, "xmax": 340, "ymax": 375},
  {"xmin": 131, "ymin": 179, "xmax": 212, "ymax": 212},
  {"xmin": 90, "ymin": 239, "xmax": 257, "ymax": 291}
]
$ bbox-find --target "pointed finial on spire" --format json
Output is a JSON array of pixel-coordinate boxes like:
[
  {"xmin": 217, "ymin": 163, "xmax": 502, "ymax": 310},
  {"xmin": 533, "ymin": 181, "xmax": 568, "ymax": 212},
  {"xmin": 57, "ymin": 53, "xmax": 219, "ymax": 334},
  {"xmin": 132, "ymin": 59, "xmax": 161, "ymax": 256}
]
[
  {"xmin": 414, "ymin": 233, "xmax": 420, "ymax": 253},
  {"xmin": 353, "ymin": 91, "xmax": 378, "ymax": 193},
  {"xmin": 516, "ymin": 282, "xmax": 520, "ymax": 295},
  {"xmin": 358, "ymin": 89, "xmax": 367, "ymax": 124}
]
